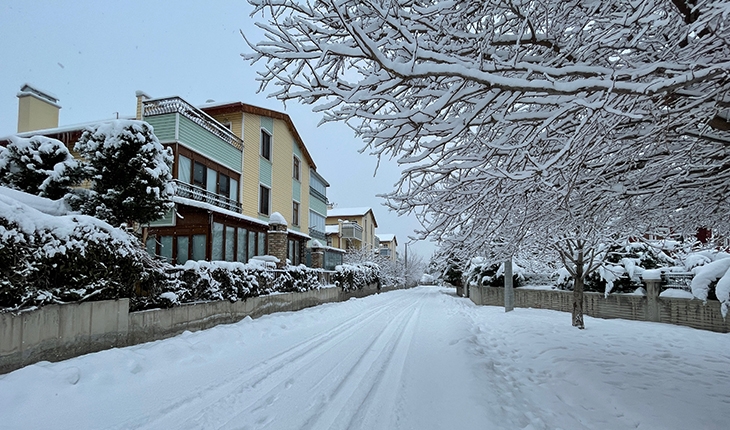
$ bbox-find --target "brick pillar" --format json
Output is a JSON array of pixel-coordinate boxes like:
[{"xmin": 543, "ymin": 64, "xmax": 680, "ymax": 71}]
[
  {"xmin": 268, "ymin": 213, "xmax": 288, "ymax": 269},
  {"xmin": 311, "ymin": 241, "xmax": 325, "ymax": 269}
]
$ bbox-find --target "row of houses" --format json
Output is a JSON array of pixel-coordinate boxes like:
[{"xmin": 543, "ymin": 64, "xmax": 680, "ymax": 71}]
[{"xmin": 4, "ymin": 84, "xmax": 399, "ymax": 269}]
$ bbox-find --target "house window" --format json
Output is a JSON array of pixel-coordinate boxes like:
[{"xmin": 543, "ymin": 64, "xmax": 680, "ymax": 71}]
[
  {"xmin": 237, "ymin": 228, "xmax": 247, "ymax": 262},
  {"xmin": 293, "ymin": 156, "xmax": 301, "ymax": 181},
  {"xmin": 230, "ymin": 178, "xmax": 239, "ymax": 202},
  {"xmin": 212, "ymin": 222, "xmax": 224, "ymax": 261},
  {"xmin": 192, "ymin": 234, "xmax": 206, "ymax": 261},
  {"xmin": 177, "ymin": 236, "xmax": 189, "ymax": 264},
  {"xmin": 292, "ymin": 201, "xmax": 300, "ymax": 226},
  {"xmin": 178, "ymin": 155, "xmax": 191, "ymax": 183},
  {"xmin": 218, "ymin": 173, "xmax": 230, "ymax": 197},
  {"xmin": 225, "ymin": 226, "xmax": 235, "ymax": 262},
  {"xmin": 261, "ymin": 130, "xmax": 272, "ymax": 161},
  {"xmin": 193, "ymin": 162, "xmax": 206, "ymax": 188},
  {"xmin": 259, "ymin": 184, "xmax": 271, "ymax": 215}
]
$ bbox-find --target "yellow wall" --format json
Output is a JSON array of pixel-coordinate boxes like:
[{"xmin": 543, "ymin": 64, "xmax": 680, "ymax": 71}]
[
  {"xmin": 210, "ymin": 110, "xmax": 312, "ymax": 231},
  {"xmin": 241, "ymin": 113, "xmax": 261, "ymax": 219},
  {"xmin": 325, "ymin": 213, "xmax": 378, "ymax": 251},
  {"xmin": 17, "ymin": 95, "xmax": 59, "ymax": 133}
]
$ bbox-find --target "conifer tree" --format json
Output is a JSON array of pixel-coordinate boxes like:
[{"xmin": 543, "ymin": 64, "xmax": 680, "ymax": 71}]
[{"xmin": 72, "ymin": 120, "xmax": 175, "ymax": 227}]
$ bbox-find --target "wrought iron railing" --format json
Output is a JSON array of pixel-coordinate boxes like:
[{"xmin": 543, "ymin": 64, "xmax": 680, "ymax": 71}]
[
  {"xmin": 661, "ymin": 272, "xmax": 694, "ymax": 292},
  {"xmin": 175, "ymin": 180, "xmax": 242, "ymax": 213},
  {"xmin": 309, "ymin": 227, "xmax": 326, "ymax": 241},
  {"xmin": 143, "ymin": 97, "xmax": 243, "ymax": 150}
]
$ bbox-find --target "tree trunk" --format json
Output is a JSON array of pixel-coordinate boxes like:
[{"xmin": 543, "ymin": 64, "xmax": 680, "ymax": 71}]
[{"xmin": 572, "ymin": 249, "xmax": 585, "ymax": 329}]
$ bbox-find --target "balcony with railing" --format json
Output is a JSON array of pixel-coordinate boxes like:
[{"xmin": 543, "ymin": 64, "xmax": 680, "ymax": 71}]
[
  {"xmin": 340, "ymin": 222, "xmax": 363, "ymax": 242},
  {"xmin": 309, "ymin": 227, "xmax": 326, "ymax": 242},
  {"xmin": 143, "ymin": 97, "xmax": 243, "ymax": 150},
  {"xmin": 174, "ymin": 180, "xmax": 242, "ymax": 213}
]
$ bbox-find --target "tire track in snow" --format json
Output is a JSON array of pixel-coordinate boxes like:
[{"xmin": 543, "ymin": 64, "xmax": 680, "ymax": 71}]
[
  {"xmin": 122, "ymin": 290, "xmax": 422, "ymax": 430},
  {"xmin": 212, "ymin": 288, "xmax": 428, "ymax": 430},
  {"xmin": 290, "ymin": 288, "xmax": 427, "ymax": 430}
]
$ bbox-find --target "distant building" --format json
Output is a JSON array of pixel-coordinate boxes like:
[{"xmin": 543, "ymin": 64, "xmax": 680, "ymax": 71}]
[
  {"xmin": 326, "ymin": 207, "xmax": 379, "ymax": 252},
  {"xmin": 376, "ymin": 234, "xmax": 398, "ymax": 262}
]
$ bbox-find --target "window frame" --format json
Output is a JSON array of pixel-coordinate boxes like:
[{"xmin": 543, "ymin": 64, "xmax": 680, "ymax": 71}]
[
  {"xmin": 193, "ymin": 161, "xmax": 206, "ymax": 188},
  {"xmin": 293, "ymin": 155, "xmax": 301, "ymax": 181},
  {"xmin": 292, "ymin": 201, "xmax": 300, "ymax": 226},
  {"xmin": 259, "ymin": 184, "xmax": 271, "ymax": 216},
  {"xmin": 260, "ymin": 129, "xmax": 272, "ymax": 161}
]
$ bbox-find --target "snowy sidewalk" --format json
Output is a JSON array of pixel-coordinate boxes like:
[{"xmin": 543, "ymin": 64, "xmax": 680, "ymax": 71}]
[{"xmin": 1, "ymin": 286, "xmax": 728, "ymax": 429}]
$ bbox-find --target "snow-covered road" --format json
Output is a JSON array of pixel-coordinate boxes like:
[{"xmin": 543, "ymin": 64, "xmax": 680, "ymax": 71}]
[{"xmin": 1, "ymin": 286, "xmax": 729, "ymax": 429}]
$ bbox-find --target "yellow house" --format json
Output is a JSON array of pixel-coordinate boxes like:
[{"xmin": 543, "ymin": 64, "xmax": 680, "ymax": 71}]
[
  {"xmin": 325, "ymin": 207, "xmax": 379, "ymax": 252},
  {"xmin": 201, "ymin": 102, "xmax": 322, "ymax": 265},
  {"xmin": 376, "ymin": 234, "xmax": 398, "ymax": 262}
]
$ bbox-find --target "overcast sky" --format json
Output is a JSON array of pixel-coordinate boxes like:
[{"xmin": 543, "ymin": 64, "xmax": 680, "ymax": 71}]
[{"xmin": 0, "ymin": 0, "xmax": 436, "ymax": 258}]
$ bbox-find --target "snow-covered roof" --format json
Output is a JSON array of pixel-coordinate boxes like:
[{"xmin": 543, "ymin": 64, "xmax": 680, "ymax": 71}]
[
  {"xmin": 327, "ymin": 207, "xmax": 371, "ymax": 217},
  {"xmin": 377, "ymin": 233, "xmax": 396, "ymax": 243},
  {"xmin": 1, "ymin": 117, "xmax": 134, "ymax": 141},
  {"xmin": 172, "ymin": 196, "xmax": 269, "ymax": 228},
  {"xmin": 325, "ymin": 225, "xmax": 340, "ymax": 235}
]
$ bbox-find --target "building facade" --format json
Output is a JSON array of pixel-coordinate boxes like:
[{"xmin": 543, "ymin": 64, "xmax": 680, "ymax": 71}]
[
  {"xmin": 326, "ymin": 207, "xmax": 380, "ymax": 252},
  {"xmin": 376, "ymin": 234, "xmax": 398, "ymax": 262}
]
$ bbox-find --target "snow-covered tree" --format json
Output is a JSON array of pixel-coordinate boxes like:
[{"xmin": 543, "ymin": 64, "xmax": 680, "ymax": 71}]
[
  {"xmin": 245, "ymin": 0, "xmax": 729, "ymax": 327},
  {"xmin": 72, "ymin": 120, "xmax": 175, "ymax": 228},
  {"xmin": 0, "ymin": 135, "xmax": 83, "ymax": 200}
]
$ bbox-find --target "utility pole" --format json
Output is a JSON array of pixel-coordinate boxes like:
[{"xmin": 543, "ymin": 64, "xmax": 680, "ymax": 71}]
[{"xmin": 504, "ymin": 257, "xmax": 514, "ymax": 312}]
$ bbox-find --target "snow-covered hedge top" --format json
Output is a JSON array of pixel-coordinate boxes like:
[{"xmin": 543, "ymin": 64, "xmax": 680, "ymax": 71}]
[
  {"xmin": 0, "ymin": 186, "xmax": 69, "ymax": 216},
  {"xmin": 0, "ymin": 187, "xmax": 135, "ymax": 257}
]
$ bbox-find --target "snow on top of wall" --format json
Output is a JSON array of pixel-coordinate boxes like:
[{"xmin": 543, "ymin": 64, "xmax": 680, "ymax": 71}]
[
  {"xmin": 659, "ymin": 289, "xmax": 695, "ymax": 299},
  {"xmin": 269, "ymin": 212, "xmax": 287, "ymax": 225}
]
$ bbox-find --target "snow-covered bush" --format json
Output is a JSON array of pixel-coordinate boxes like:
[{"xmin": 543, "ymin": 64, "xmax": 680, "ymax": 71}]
[
  {"xmin": 71, "ymin": 120, "xmax": 175, "ymax": 227},
  {"xmin": 0, "ymin": 188, "xmax": 147, "ymax": 311},
  {"xmin": 0, "ymin": 135, "xmax": 83, "ymax": 199},
  {"xmin": 466, "ymin": 257, "xmax": 524, "ymax": 288},
  {"xmin": 131, "ymin": 261, "xmax": 326, "ymax": 311},
  {"xmin": 332, "ymin": 262, "xmax": 381, "ymax": 293},
  {"xmin": 689, "ymin": 255, "xmax": 730, "ymax": 318},
  {"xmin": 556, "ymin": 241, "xmax": 674, "ymax": 295}
]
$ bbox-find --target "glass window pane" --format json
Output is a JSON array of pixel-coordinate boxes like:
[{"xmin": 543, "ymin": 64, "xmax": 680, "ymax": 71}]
[
  {"xmin": 193, "ymin": 162, "xmax": 205, "ymax": 187},
  {"xmin": 248, "ymin": 231, "xmax": 256, "ymax": 260},
  {"xmin": 219, "ymin": 173, "xmax": 230, "ymax": 197},
  {"xmin": 225, "ymin": 226, "xmax": 235, "ymax": 262},
  {"xmin": 259, "ymin": 185, "xmax": 270, "ymax": 215},
  {"xmin": 207, "ymin": 169, "xmax": 217, "ymax": 193},
  {"xmin": 145, "ymin": 236, "xmax": 156, "ymax": 256},
  {"xmin": 258, "ymin": 232, "xmax": 266, "ymax": 256},
  {"xmin": 177, "ymin": 236, "xmax": 189, "ymax": 265},
  {"xmin": 192, "ymin": 234, "xmax": 206, "ymax": 261},
  {"xmin": 230, "ymin": 178, "xmax": 238, "ymax": 202},
  {"xmin": 237, "ymin": 228, "xmax": 247, "ymax": 262},
  {"xmin": 178, "ymin": 155, "xmax": 191, "ymax": 183},
  {"xmin": 160, "ymin": 236, "xmax": 173, "ymax": 263},
  {"xmin": 212, "ymin": 223, "xmax": 224, "ymax": 261}
]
